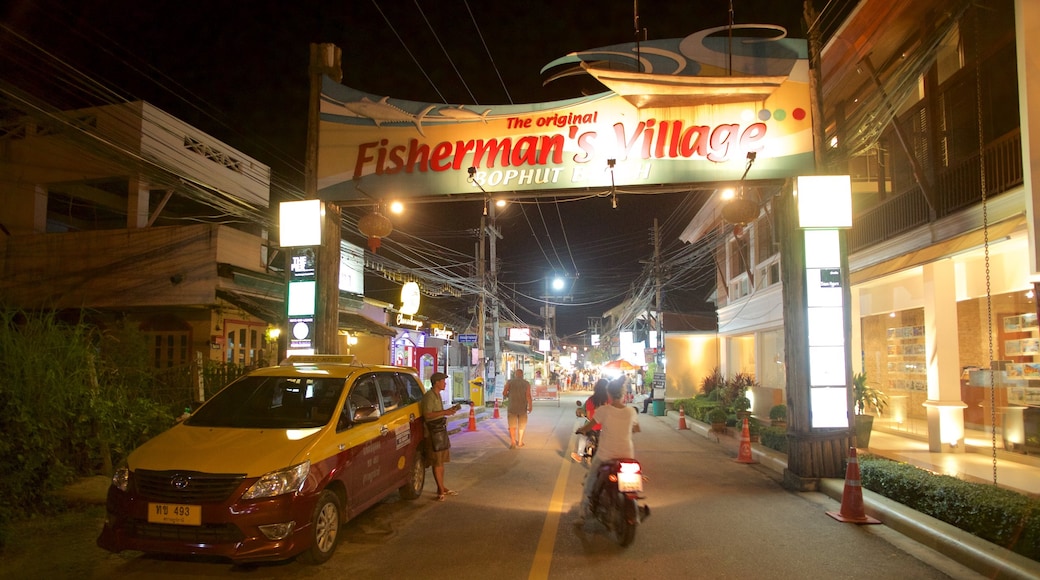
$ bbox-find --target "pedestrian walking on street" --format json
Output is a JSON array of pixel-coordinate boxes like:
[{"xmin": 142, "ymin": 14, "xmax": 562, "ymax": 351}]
[{"xmin": 503, "ymin": 368, "xmax": 533, "ymax": 448}]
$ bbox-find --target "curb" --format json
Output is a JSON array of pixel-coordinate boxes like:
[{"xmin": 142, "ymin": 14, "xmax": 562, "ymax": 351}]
[
  {"xmin": 817, "ymin": 479, "xmax": 1040, "ymax": 580},
  {"xmin": 447, "ymin": 409, "xmax": 492, "ymax": 435},
  {"xmin": 661, "ymin": 410, "xmax": 1040, "ymax": 579}
]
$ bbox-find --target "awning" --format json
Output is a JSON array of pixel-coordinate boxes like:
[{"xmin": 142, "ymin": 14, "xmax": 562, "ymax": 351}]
[
  {"xmin": 338, "ymin": 312, "xmax": 397, "ymax": 337},
  {"xmin": 216, "ymin": 289, "xmax": 281, "ymax": 323},
  {"xmin": 502, "ymin": 341, "xmax": 545, "ymax": 361}
]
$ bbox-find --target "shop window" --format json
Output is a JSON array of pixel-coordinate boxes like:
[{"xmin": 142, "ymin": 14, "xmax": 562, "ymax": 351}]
[
  {"xmin": 224, "ymin": 320, "xmax": 267, "ymax": 367},
  {"xmin": 140, "ymin": 314, "xmax": 191, "ymax": 368},
  {"xmin": 149, "ymin": 333, "xmax": 189, "ymax": 368}
]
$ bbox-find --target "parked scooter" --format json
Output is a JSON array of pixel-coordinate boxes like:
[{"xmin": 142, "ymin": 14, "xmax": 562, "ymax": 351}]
[{"xmin": 585, "ymin": 457, "xmax": 650, "ymax": 546}]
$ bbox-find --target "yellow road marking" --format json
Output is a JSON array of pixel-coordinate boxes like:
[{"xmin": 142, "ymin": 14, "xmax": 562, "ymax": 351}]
[{"xmin": 528, "ymin": 454, "xmax": 573, "ymax": 580}]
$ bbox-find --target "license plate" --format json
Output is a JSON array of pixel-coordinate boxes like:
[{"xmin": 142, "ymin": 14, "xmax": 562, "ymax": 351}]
[
  {"xmin": 147, "ymin": 502, "xmax": 201, "ymax": 526},
  {"xmin": 617, "ymin": 472, "xmax": 643, "ymax": 493}
]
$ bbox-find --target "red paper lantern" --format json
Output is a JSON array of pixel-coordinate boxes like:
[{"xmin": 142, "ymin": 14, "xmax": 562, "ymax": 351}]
[{"xmin": 358, "ymin": 211, "xmax": 393, "ymax": 252}]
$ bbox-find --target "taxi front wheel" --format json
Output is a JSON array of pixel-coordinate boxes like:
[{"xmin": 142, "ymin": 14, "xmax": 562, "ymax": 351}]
[
  {"xmin": 300, "ymin": 490, "xmax": 341, "ymax": 564},
  {"xmin": 399, "ymin": 454, "xmax": 425, "ymax": 500}
]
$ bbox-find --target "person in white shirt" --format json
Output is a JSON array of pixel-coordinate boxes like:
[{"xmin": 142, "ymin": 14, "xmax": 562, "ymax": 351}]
[{"xmin": 576, "ymin": 378, "xmax": 640, "ymax": 520}]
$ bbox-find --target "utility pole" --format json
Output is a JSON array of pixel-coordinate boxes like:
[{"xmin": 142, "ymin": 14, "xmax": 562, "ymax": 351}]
[
  {"xmin": 477, "ymin": 217, "xmax": 486, "ymax": 380},
  {"xmin": 488, "ymin": 202, "xmax": 502, "ymax": 387},
  {"xmin": 477, "ymin": 202, "xmax": 502, "ymax": 391},
  {"xmin": 653, "ymin": 219, "xmax": 664, "ymax": 364}
]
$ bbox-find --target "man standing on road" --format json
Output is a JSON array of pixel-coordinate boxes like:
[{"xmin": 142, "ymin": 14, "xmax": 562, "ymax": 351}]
[
  {"xmin": 577, "ymin": 379, "xmax": 640, "ymax": 521},
  {"xmin": 422, "ymin": 372, "xmax": 461, "ymax": 501},
  {"xmin": 503, "ymin": 368, "xmax": 533, "ymax": 449}
]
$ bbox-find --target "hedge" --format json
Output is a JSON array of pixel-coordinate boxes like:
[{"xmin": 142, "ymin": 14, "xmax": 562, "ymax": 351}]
[{"xmin": 859, "ymin": 455, "xmax": 1040, "ymax": 561}]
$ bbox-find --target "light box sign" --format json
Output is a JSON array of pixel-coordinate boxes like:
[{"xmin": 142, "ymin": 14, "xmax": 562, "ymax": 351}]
[
  {"xmin": 508, "ymin": 327, "xmax": 530, "ymax": 342},
  {"xmin": 339, "ymin": 240, "xmax": 364, "ymax": 295},
  {"xmin": 280, "ymin": 200, "xmax": 322, "ymax": 247},
  {"xmin": 287, "ymin": 246, "xmax": 317, "ymax": 353},
  {"xmin": 800, "ymin": 202, "xmax": 851, "ymax": 430},
  {"xmin": 317, "ymin": 30, "xmax": 813, "ymax": 202}
]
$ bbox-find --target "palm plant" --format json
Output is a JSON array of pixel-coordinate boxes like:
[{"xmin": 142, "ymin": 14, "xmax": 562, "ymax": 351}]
[{"xmin": 853, "ymin": 371, "xmax": 888, "ymax": 415}]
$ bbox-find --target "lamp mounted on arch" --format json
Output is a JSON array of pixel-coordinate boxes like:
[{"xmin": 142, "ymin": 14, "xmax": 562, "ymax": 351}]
[{"xmin": 720, "ymin": 151, "xmax": 759, "ymax": 227}]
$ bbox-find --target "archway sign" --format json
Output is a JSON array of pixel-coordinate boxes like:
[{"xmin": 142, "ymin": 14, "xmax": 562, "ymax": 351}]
[{"xmin": 313, "ymin": 26, "xmax": 814, "ymax": 204}]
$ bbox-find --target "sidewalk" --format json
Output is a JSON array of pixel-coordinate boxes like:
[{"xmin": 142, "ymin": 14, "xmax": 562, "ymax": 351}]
[{"xmin": 651, "ymin": 406, "xmax": 1040, "ymax": 580}]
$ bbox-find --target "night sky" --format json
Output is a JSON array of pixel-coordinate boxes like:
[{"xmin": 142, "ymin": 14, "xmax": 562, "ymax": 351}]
[{"xmin": 2, "ymin": 0, "xmax": 819, "ymax": 336}]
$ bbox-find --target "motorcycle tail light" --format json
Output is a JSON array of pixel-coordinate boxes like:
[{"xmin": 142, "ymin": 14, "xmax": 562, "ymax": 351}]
[{"xmin": 619, "ymin": 462, "xmax": 641, "ymax": 475}]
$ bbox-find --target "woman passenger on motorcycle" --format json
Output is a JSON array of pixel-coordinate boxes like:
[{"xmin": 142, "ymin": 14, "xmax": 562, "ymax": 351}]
[
  {"xmin": 576, "ymin": 378, "xmax": 640, "ymax": 521},
  {"xmin": 572, "ymin": 379, "xmax": 609, "ymax": 463}
]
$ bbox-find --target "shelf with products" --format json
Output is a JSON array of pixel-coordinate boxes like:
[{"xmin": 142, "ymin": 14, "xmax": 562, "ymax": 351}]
[
  {"xmin": 1001, "ymin": 313, "xmax": 1040, "ymax": 407},
  {"xmin": 886, "ymin": 325, "xmax": 926, "ymax": 392}
]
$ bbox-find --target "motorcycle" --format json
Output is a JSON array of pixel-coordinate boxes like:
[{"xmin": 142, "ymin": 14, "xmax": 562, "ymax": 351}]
[{"xmin": 586, "ymin": 457, "xmax": 650, "ymax": 546}]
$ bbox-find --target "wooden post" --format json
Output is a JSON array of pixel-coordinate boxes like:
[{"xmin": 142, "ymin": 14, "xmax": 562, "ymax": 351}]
[{"xmin": 306, "ymin": 44, "xmax": 343, "ymax": 354}]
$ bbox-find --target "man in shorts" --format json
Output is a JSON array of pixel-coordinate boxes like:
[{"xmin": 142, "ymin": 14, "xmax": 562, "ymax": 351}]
[
  {"xmin": 502, "ymin": 368, "xmax": 533, "ymax": 448},
  {"xmin": 422, "ymin": 372, "xmax": 461, "ymax": 501}
]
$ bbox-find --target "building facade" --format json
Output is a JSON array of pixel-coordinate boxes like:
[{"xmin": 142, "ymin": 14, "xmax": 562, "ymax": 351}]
[{"xmin": 684, "ymin": 0, "xmax": 1040, "ymax": 452}]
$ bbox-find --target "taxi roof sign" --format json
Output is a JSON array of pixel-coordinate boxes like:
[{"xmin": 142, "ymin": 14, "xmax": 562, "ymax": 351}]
[{"xmin": 281, "ymin": 355, "xmax": 357, "ymax": 366}]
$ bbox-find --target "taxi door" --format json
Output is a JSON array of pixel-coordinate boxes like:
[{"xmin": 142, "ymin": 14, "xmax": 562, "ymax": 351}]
[
  {"xmin": 372, "ymin": 372, "xmax": 416, "ymax": 488},
  {"xmin": 338, "ymin": 374, "xmax": 387, "ymax": 511}
]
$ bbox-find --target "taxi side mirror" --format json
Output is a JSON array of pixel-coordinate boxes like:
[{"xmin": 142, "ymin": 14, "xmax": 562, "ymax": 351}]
[{"xmin": 352, "ymin": 405, "xmax": 380, "ymax": 423}]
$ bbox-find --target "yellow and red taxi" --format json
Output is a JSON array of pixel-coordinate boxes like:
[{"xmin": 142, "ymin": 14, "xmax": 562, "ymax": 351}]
[{"xmin": 97, "ymin": 355, "xmax": 428, "ymax": 564}]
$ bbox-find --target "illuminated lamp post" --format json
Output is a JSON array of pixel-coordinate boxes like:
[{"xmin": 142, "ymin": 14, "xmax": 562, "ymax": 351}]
[{"xmin": 542, "ymin": 274, "xmax": 567, "ymax": 383}]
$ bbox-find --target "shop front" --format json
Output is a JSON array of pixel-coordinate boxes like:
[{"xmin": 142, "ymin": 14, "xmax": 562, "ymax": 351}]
[{"xmin": 851, "ymin": 224, "xmax": 1040, "ymax": 452}]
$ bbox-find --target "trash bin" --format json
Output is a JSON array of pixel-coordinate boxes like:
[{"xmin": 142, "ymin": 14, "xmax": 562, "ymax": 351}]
[
  {"xmin": 652, "ymin": 399, "xmax": 666, "ymax": 417},
  {"xmin": 469, "ymin": 378, "xmax": 484, "ymax": 407}
]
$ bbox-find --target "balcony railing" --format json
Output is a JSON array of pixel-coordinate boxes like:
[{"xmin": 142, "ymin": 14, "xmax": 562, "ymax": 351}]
[{"xmin": 848, "ymin": 129, "xmax": 1022, "ymax": 253}]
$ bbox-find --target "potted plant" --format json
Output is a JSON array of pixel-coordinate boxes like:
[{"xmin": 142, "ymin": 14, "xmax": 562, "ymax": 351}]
[
  {"xmin": 708, "ymin": 406, "xmax": 728, "ymax": 433},
  {"xmin": 746, "ymin": 418, "xmax": 763, "ymax": 443},
  {"xmin": 769, "ymin": 404, "xmax": 787, "ymax": 428},
  {"xmin": 733, "ymin": 395, "xmax": 752, "ymax": 422},
  {"xmin": 853, "ymin": 371, "xmax": 887, "ymax": 448}
]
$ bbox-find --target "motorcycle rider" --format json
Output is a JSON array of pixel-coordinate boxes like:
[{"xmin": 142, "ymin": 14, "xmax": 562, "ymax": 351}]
[
  {"xmin": 572, "ymin": 378, "xmax": 609, "ymax": 463},
  {"xmin": 576, "ymin": 377, "xmax": 640, "ymax": 522}
]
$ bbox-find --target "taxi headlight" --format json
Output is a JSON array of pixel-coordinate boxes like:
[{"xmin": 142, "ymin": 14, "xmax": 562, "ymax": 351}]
[
  {"xmin": 111, "ymin": 464, "xmax": 130, "ymax": 492},
  {"xmin": 242, "ymin": 461, "xmax": 310, "ymax": 500}
]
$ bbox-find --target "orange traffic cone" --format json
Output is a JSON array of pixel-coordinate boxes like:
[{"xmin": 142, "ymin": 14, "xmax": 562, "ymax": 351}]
[
  {"xmin": 827, "ymin": 447, "xmax": 880, "ymax": 524},
  {"xmin": 677, "ymin": 407, "xmax": 689, "ymax": 430},
  {"xmin": 466, "ymin": 403, "xmax": 478, "ymax": 432},
  {"xmin": 734, "ymin": 417, "xmax": 757, "ymax": 464},
  {"xmin": 493, "ymin": 398, "xmax": 501, "ymax": 419}
]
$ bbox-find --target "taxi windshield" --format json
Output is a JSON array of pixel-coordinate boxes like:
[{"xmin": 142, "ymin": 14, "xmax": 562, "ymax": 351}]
[{"xmin": 186, "ymin": 376, "xmax": 346, "ymax": 429}]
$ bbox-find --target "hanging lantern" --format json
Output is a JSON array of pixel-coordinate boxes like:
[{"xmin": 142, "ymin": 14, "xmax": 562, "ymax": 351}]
[
  {"xmin": 358, "ymin": 211, "xmax": 393, "ymax": 252},
  {"xmin": 721, "ymin": 196, "xmax": 758, "ymax": 226}
]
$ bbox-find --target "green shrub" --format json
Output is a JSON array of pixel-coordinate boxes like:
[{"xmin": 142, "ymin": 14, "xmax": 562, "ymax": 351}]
[
  {"xmin": 760, "ymin": 426, "xmax": 788, "ymax": 453},
  {"xmin": 708, "ymin": 407, "xmax": 727, "ymax": 424},
  {"xmin": 859, "ymin": 455, "xmax": 1040, "ymax": 561},
  {"xmin": 673, "ymin": 396, "xmax": 718, "ymax": 422},
  {"xmin": 0, "ymin": 307, "xmax": 247, "ymax": 547}
]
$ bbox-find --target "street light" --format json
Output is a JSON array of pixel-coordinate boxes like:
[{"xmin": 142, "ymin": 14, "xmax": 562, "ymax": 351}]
[{"xmin": 542, "ymin": 273, "xmax": 569, "ymax": 383}]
